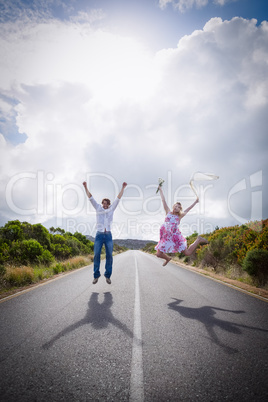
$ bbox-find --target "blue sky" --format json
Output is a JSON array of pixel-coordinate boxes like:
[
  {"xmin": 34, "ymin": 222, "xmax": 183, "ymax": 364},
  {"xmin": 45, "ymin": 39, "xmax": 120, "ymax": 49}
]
[
  {"xmin": 1, "ymin": 1, "xmax": 267, "ymax": 50},
  {"xmin": 0, "ymin": 0, "xmax": 267, "ymax": 239}
]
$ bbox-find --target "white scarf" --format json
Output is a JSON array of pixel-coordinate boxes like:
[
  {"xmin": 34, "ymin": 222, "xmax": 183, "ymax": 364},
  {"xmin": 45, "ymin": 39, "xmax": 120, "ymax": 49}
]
[{"xmin": 190, "ymin": 171, "xmax": 219, "ymax": 197}]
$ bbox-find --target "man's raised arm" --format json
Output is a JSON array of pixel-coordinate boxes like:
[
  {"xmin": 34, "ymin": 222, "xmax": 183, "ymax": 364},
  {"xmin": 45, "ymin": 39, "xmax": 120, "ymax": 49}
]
[
  {"xmin": 117, "ymin": 182, "xmax": 127, "ymax": 199},
  {"xmin": 82, "ymin": 181, "xmax": 92, "ymax": 199}
]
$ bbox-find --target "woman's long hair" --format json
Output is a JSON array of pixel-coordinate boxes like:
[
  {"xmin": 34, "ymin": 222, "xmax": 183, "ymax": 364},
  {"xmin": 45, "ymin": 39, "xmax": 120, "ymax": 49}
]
[{"xmin": 173, "ymin": 202, "xmax": 183, "ymax": 217}]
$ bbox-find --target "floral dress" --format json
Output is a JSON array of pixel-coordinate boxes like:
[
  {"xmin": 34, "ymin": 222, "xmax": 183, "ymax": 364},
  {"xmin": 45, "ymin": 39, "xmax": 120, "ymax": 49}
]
[{"xmin": 155, "ymin": 212, "xmax": 187, "ymax": 253}]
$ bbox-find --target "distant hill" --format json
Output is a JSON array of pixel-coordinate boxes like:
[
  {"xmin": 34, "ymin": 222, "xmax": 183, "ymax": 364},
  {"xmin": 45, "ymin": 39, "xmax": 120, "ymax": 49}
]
[
  {"xmin": 114, "ymin": 238, "xmax": 157, "ymax": 250},
  {"xmin": 86, "ymin": 235, "xmax": 157, "ymax": 250}
]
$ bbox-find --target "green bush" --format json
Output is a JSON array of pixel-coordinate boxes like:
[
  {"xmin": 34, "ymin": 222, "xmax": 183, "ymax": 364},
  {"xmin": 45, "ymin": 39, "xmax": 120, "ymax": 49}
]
[
  {"xmin": 73, "ymin": 232, "xmax": 90, "ymax": 245},
  {"xmin": 242, "ymin": 249, "xmax": 268, "ymax": 286},
  {"xmin": 66, "ymin": 233, "xmax": 94, "ymax": 255},
  {"xmin": 0, "ymin": 264, "xmax": 6, "ymax": 277},
  {"xmin": 10, "ymin": 239, "xmax": 44, "ymax": 265},
  {"xmin": 51, "ymin": 243, "xmax": 72, "ymax": 259},
  {"xmin": 53, "ymin": 263, "xmax": 63, "ymax": 274},
  {"xmin": 51, "ymin": 234, "xmax": 66, "ymax": 245},
  {"xmin": 142, "ymin": 242, "xmax": 157, "ymax": 254},
  {"xmin": 65, "ymin": 237, "xmax": 82, "ymax": 256},
  {"xmin": 30, "ymin": 223, "xmax": 51, "ymax": 249},
  {"xmin": 0, "ymin": 241, "xmax": 10, "ymax": 264},
  {"xmin": 0, "ymin": 221, "xmax": 95, "ymax": 266},
  {"xmin": 38, "ymin": 249, "xmax": 54, "ymax": 266},
  {"xmin": 0, "ymin": 221, "xmax": 24, "ymax": 242}
]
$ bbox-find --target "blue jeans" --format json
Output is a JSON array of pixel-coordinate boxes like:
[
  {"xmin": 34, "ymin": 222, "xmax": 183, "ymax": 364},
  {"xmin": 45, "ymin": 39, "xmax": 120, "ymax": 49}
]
[{"xmin": 93, "ymin": 231, "xmax": 113, "ymax": 279}]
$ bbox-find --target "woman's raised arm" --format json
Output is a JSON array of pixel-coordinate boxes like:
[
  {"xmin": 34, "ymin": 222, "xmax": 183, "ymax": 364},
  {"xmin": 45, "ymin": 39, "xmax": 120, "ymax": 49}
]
[
  {"xmin": 159, "ymin": 186, "xmax": 170, "ymax": 215},
  {"xmin": 180, "ymin": 197, "xmax": 199, "ymax": 218}
]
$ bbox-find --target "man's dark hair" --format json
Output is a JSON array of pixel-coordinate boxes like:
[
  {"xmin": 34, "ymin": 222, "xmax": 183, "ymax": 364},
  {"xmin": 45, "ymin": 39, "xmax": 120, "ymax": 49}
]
[{"xmin": 102, "ymin": 198, "xmax": 111, "ymax": 206}]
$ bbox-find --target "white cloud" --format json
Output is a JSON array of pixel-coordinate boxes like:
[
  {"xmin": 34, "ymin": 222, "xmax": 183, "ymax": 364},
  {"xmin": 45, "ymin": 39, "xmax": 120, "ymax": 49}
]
[
  {"xmin": 0, "ymin": 0, "xmax": 69, "ymax": 23},
  {"xmin": 159, "ymin": 0, "xmax": 234, "ymax": 12},
  {"xmin": 159, "ymin": 0, "xmax": 208, "ymax": 12},
  {"xmin": 70, "ymin": 9, "xmax": 106, "ymax": 24},
  {"xmin": 0, "ymin": 16, "xmax": 267, "ymax": 238},
  {"xmin": 214, "ymin": 0, "xmax": 232, "ymax": 5}
]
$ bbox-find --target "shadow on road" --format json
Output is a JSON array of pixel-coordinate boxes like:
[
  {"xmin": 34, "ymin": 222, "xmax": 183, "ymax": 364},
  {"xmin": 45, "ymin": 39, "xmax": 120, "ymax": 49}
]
[
  {"xmin": 168, "ymin": 298, "xmax": 268, "ymax": 355},
  {"xmin": 43, "ymin": 292, "xmax": 133, "ymax": 349}
]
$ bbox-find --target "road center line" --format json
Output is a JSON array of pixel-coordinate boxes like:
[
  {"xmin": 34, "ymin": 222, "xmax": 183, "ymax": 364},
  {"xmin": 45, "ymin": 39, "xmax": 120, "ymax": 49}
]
[{"xmin": 129, "ymin": 254, "xmax": 144, "ymax": 402}]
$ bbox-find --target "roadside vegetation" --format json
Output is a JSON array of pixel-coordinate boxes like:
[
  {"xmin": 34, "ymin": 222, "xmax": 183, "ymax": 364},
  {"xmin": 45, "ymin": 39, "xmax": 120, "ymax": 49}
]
[
  {"xmin": 0, "ymin": 220, "xmax": 124, "ymax": 295},
  {"xmin": 1, "ymin": 219, "xmax": 267, "ymax": 295},
  {"xmin": 143, "ymin": 219, "xmax": 268, "ymax": 289}
]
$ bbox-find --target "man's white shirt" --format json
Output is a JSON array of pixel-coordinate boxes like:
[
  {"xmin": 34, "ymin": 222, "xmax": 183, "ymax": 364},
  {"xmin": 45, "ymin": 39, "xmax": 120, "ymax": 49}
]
[{"xmin": 89, "ymin": 196, "xmax": 120, "ymax": 232}]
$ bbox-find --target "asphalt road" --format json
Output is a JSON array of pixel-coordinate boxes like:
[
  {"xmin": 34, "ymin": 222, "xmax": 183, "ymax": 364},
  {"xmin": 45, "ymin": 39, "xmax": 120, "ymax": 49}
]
[{"xmin": 0, "ymin": 250, "xmax": 267, "ymax": 401}]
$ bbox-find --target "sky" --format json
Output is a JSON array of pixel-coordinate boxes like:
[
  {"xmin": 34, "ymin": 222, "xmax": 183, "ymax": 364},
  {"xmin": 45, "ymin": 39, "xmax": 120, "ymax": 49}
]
[{"xmin": 0, "ymin": 0, "xmax": 267, "ymax": 241}]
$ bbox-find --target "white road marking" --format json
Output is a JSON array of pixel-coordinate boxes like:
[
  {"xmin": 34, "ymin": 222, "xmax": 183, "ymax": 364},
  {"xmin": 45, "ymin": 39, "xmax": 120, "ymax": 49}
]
[{"xmin": 129, "ymin": 254, "xmax": 144, "ymax": 401}]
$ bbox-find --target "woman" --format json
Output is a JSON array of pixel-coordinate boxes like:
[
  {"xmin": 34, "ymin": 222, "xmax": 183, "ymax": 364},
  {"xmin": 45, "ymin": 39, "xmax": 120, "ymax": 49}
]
[{"xmin": 155, "ymin": 185, "xmax": 209, "ymax": 266}]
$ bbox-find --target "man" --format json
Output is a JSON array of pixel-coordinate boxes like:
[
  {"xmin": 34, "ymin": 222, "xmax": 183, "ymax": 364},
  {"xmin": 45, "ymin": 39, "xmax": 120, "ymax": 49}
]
[{"xmin": 82, "ymin": 181, "xmax": 127, "ymax": 284}]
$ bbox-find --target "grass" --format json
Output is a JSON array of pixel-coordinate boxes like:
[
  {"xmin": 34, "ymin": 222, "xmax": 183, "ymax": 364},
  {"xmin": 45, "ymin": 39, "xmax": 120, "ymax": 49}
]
[
  {"xmin": 0, "ymin": 249, "xmax": 124, "ymax": 296},
  {"xmin": 0, "ymin": 255, "xmax": 94, "ymax": 295},
  {"xmin": 5, "ymin": 266, "xmax": 35, "ymax": 286}
]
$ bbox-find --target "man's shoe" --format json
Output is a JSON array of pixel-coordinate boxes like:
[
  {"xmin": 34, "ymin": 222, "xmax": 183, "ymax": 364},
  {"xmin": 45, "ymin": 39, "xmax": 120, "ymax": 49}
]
[
  {"xmin": 93, "ymin": 277, "xmax": 98, "ymax": 284},
  {"xmin": 106, "ymin": 277, "xmax": 111, "ymax": 284}
]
